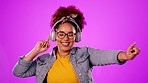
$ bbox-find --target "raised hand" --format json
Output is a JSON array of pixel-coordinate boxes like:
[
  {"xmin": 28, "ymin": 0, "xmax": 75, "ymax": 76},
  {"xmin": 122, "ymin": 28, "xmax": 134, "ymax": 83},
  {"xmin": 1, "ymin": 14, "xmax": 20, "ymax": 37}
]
[
  {"xmin": 33, "ymin": 37, "xmax": 50, "ymax": 54},
  {"xmin": 118, "ymin": 42, "xmax": 140, "ymax": 62},
  {"xmin": 23, "ymin": 36, "xmax": 50, "ymax": 61},
  {"xmin": 126, "ymin": 42, "xmax": 140, "ymax": 60}
]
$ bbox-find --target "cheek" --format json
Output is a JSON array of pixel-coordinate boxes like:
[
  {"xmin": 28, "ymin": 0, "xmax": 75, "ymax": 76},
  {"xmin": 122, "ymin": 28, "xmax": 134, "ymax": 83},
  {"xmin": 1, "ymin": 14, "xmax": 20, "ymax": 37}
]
[
  {"xmin": 70, "ymin": 41, "xmax": 75, "ymax": 45},
  {"xmin": 55, "ymin": 37, "xmax": 61, "ymax": 45},
  {"xmin": 55, "ymin": 35, "xmax": 61, "ymax": 41}
]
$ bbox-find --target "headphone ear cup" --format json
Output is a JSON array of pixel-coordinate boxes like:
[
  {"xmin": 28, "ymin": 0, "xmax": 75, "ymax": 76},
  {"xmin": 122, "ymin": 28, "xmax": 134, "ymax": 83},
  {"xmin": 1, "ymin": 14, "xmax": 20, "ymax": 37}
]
[
  {"xmin": 50, "ymin": 30, "xmax": 56, "ymax": 41},
  {"xmin": 75, "ymin": 32, "xmax": 81, "ymax": 42}
]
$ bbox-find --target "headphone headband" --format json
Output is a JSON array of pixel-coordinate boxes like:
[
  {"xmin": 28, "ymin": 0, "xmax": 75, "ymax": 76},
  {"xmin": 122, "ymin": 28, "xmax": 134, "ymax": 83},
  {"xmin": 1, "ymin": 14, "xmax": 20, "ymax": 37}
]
[{"xmin": 53, "ymin": 14, "xmax": 80, "ymax": 31}]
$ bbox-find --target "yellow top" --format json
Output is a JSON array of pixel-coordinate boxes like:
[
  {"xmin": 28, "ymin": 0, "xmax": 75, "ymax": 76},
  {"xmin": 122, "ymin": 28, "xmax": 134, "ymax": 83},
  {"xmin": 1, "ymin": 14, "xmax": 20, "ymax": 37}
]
[{"xmin": 47, "ymin": 52, "xmax": 79, "ymax": 83}]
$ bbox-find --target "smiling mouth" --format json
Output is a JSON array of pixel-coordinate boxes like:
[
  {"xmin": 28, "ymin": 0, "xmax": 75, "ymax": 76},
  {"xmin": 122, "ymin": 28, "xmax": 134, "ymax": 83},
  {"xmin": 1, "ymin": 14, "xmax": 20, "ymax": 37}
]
[{"xmin": 61, "ymin": 42, "xmax": 70, "ymax": 47}]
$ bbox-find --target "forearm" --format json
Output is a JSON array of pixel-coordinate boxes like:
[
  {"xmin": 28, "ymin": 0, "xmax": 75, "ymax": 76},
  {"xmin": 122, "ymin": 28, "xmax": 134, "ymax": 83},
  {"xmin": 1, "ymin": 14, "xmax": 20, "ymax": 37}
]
[{"xmin": 23, "ymin": 50, "xmax": 39, "ymax": 61}]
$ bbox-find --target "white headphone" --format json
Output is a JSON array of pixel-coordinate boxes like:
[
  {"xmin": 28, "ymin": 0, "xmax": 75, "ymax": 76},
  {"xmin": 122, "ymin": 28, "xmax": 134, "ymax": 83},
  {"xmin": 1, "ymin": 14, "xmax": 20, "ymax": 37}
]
[{"xmin": 50, "ymin": 14, "xmax": 81, "ymax": 42}]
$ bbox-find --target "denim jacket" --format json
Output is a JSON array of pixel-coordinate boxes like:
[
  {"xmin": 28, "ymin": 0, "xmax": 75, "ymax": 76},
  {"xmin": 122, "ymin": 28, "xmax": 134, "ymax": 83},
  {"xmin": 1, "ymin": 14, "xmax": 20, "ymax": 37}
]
[{"xmin": 13, "ymin": 46, "xmax": 124, "ymax": 83}]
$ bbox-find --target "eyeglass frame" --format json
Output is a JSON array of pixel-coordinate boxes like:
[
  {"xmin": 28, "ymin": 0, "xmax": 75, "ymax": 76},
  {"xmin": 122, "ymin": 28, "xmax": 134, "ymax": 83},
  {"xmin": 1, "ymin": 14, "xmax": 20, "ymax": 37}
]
[{"xmin": 56, "ymin": 31, "xmax": 76, "ymax": 39}]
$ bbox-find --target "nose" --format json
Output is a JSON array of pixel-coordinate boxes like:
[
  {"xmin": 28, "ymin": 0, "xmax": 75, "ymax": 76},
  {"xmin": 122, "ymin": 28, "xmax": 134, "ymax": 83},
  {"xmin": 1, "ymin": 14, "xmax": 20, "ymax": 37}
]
[{"xmin": 63, "ymin": 34, "xmax": 69, "ymax": 40}]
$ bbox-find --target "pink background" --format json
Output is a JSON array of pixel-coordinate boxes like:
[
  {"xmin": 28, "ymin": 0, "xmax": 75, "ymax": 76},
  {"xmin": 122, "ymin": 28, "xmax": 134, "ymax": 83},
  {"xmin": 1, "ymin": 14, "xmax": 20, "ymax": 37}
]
[{"xmin": 0, "ymin": 0, "xmax": 147, "ymax": 83}]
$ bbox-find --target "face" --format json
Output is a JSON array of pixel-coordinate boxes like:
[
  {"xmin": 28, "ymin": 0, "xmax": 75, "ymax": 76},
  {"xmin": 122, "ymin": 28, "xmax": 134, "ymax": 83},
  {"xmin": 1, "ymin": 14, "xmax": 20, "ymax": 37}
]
[{"xmin": 56, "ymin": 22, "xmax": 76, "ymax": 52}]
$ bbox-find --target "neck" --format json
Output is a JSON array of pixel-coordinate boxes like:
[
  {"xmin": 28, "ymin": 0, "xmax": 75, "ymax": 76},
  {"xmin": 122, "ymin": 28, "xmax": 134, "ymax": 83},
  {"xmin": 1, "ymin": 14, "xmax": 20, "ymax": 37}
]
[{"xmin": 57, "ymin": 50, "xmax": 70, "ymax": 58}]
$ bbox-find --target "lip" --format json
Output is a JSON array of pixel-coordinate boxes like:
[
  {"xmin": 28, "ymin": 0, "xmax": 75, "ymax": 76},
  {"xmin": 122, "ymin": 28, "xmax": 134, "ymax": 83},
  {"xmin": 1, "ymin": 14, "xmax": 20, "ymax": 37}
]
[{"xmin": 61, "ymin": 42, "xmax": 70, "ymax": 47}]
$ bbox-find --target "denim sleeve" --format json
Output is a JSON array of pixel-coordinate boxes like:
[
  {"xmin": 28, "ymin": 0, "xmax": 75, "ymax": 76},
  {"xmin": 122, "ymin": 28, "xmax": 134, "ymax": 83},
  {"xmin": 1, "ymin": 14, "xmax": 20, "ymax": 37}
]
[
  {"xmin": 87, "ymin": 47, "xmax": 125, "ymax": 66},
  {"xmin": 12, "ymin": 56, "xmax": 36, "ymax": 78}
]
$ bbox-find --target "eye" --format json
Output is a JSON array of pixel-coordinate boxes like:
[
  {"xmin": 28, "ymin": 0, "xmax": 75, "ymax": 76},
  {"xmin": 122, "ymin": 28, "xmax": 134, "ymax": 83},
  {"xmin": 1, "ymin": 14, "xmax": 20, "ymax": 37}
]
[
  {"xmin": 58, "ymin": 32, "xmax": 65, "ymax": 37},
  {"xmin": 68, "ymin": 33, "xmax": 74, "ymax": 36}
]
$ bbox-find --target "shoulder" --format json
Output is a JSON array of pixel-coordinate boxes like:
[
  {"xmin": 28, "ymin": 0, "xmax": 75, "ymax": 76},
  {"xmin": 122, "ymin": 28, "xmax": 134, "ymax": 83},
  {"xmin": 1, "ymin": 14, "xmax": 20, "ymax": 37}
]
[
  {"xmin": 74, "ymin": 46, "xmax": 104, "ymax": 56},
  {"xmin": 74, "ymin": 46, "xmax": 88, "ymax": 52},
  {"xmin": 36, "ymin": 53, "xmax": 51, "ymax": 62},
  {"xmin": 73, "ymin": 46, "xmax": 93, "ymax": 55},
  {"xmin": 75, "ymin": 46, "xmax": 98, "ymax": 52}
]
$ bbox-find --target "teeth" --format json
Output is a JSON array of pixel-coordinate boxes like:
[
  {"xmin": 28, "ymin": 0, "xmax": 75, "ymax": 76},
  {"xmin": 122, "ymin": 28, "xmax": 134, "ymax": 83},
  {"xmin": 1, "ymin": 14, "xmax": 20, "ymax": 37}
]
[{"xmin": 62, "ymin": 42, "xmax": 69, "ymax": 46}]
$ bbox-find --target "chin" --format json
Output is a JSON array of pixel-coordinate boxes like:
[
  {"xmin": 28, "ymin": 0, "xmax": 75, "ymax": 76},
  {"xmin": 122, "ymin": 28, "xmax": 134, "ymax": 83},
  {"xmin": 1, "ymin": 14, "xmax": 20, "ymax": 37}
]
[{"xmin": 57, "ymin": 42, "xmax": 74, "ymax": 52}]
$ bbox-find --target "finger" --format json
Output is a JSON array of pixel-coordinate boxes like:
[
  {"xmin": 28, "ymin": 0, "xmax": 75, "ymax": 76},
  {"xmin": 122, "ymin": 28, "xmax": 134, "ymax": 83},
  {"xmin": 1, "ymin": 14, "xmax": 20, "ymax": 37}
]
[
  {"xmin": 128, "ymin": 42, "xmax": 136, "ymax": 50},
  {"xmin": 133, "ymin": 48, "xmax": 140, "ymax": 55},
  {"xmin": 42, "ymin": 41, "xmax": 47, "ymax": 48},
  {"xmin": 43, "ymin": 41, "xmax": 50, "ymax": 48},
  {"xmin": 46, "ymin": 42, "xmax": 50, "ymax": 48},
  {"xmin": 46, "ymin": 36, "xmax": 50, "ymax": 42},
  {"xmin": 39, "ymin": 41, "xmax": 44, "ymax": 47}
]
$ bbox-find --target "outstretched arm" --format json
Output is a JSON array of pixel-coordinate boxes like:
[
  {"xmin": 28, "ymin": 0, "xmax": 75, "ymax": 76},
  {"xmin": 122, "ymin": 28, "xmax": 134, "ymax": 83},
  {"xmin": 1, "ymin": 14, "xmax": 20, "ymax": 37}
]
[{"xmin": 118, "ymin": 42, "xmax": 140, "ymax": 62}]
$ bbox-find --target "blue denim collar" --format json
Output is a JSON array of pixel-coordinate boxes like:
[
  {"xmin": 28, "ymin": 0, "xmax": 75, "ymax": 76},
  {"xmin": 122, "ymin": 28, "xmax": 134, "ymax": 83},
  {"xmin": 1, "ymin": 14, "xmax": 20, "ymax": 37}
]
[{"xmin": 52, "ymin": 46, "xmax": 77, "ymax": 56}]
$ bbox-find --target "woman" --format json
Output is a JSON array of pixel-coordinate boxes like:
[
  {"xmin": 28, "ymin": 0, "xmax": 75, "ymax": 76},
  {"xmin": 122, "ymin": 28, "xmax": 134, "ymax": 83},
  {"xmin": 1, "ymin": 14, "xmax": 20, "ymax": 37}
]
[{"xmin": 13, "ymin": 5, "xmax": 140, "ymax": 83}]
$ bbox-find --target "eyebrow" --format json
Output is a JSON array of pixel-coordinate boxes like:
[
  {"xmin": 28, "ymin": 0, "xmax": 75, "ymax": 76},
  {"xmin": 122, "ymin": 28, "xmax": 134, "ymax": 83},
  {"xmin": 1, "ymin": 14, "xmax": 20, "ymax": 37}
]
[{"xmin": 56, "ymin": 30, "xmax": 75, "ymax": 34}]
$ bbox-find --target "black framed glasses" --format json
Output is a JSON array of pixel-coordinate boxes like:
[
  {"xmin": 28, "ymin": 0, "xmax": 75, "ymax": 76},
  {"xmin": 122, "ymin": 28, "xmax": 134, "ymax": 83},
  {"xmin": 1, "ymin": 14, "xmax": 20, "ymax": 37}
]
[{"xmin": 56, "ymin": 31, "xmax": 76, "ymax": 39}]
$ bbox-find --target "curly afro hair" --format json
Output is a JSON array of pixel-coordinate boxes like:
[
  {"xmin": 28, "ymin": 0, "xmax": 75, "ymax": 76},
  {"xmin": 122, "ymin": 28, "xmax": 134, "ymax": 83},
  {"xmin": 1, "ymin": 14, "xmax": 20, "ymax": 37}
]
[{"xmin": 50, "ymin": 5, "xmax": 86, "ymax": 32}]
